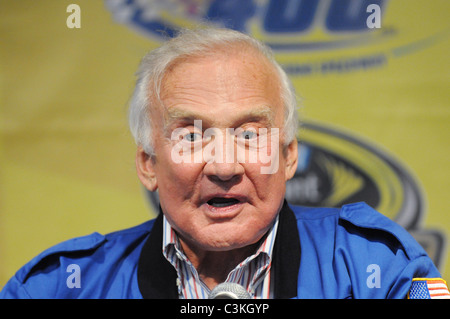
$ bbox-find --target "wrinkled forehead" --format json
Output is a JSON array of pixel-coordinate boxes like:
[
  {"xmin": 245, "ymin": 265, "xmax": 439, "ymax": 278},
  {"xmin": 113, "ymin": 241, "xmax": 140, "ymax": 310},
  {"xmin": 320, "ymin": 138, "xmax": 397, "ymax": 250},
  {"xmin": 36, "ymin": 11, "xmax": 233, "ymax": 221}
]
[
  {"xmin": 162, "ymin": 45, "xmax": 279, "ymax": 90},
  {"xmin": 155, "ymin": 47, "xmax": 284, "ymax": 126}
]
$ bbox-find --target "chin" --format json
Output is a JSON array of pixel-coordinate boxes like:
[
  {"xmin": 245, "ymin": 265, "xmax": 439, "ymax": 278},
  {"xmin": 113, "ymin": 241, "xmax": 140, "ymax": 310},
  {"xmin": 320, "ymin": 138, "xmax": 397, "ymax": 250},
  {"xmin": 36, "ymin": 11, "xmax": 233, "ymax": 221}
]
[{"xmin": 193, "ymin": 228, "xmax": 263, "ymax": 252}]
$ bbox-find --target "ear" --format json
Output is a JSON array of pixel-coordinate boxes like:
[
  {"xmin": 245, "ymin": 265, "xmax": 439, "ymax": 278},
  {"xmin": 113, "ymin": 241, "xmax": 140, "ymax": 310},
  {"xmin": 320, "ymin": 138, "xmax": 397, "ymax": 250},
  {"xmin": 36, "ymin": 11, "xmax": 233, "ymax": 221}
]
[
  {"xmin": 284, "ymin": 139, "xmax": 298, "ymax": 181},
  {"xmin": 135, "ymin": 147, "xmax": 158, "ymax": 192}
]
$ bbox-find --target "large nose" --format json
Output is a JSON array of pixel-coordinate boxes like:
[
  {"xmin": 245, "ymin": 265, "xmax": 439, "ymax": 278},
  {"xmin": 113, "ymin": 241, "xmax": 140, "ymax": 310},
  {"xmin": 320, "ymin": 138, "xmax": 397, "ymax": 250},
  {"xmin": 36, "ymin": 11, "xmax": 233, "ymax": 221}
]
[
  {"xmin": 202, "ymin": 132, "xmax": 245, "ymax": 182},
  {"xmin": 203, "ymin": 160, "xmax": 245, "ymax": 182}
]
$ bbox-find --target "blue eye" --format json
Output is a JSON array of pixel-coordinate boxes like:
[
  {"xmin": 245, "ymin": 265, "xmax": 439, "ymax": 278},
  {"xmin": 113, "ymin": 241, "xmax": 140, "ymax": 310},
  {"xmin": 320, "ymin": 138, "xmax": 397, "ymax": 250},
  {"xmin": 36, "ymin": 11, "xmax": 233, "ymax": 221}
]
[
  {"xmin": 239, "ymin": 130, "xmax": 257, "ymax": 140},
  {"xmin": 183, "ymin": 132, "xmax": 202, "ymax": 142}
]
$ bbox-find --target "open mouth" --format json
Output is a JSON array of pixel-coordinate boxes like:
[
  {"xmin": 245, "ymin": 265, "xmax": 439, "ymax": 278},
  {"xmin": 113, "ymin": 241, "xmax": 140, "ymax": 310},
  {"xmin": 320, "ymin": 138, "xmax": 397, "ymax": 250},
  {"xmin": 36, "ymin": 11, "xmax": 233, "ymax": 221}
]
[{"xmin": 207, "ymin": 197, "xmax": 240, "ymax": 208}]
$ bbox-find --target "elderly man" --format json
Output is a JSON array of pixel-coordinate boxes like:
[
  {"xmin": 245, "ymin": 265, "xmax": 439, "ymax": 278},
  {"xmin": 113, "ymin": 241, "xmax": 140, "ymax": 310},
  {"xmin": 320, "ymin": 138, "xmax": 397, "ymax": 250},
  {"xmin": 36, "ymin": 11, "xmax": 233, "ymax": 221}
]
[{"xmin": 1, "ymin": 28, "xmax": 447, "ymax": 299}]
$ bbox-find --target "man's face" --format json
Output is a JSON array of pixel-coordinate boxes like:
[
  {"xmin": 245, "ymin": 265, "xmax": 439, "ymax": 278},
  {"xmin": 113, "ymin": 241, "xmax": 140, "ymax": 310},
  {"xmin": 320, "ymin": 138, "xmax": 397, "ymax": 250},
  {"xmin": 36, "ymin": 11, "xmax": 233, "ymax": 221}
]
[{"xmin": 136, "ymin": 49, "xmax": 297, "ymax": 252}]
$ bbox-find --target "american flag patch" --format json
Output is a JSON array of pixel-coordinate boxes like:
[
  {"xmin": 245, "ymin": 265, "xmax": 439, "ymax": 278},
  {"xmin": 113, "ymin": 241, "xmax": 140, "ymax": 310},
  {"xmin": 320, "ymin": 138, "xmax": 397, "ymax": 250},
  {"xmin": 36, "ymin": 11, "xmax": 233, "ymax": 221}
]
[{"xmin": 408, "ymin": 278, "xmax": 450, "ymax": 299}]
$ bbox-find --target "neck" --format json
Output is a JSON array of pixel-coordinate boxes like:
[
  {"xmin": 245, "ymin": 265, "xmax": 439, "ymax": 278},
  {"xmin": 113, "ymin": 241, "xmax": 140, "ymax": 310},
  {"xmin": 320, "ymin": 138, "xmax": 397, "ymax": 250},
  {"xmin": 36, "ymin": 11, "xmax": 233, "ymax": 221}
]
[{"xmin": 178, "ymin": 239, "xmax": 260, "ymax": 290}]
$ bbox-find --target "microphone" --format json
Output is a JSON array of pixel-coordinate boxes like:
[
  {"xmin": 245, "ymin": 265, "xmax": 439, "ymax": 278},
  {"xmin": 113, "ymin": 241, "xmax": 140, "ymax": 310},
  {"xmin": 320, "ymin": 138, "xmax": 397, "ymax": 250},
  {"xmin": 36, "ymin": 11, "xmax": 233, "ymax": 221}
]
[{"xmin": 209, "ymin": 282, "xmax": 251, "ymax": 299}]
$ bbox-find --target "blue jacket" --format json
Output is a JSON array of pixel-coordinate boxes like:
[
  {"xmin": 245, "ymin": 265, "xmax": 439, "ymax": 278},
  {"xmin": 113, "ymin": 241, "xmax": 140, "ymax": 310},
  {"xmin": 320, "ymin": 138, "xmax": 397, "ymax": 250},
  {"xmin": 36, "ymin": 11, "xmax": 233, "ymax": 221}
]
[{"xmin": 0, "ymin": 201, "xmax": 441, "ymax": 298}]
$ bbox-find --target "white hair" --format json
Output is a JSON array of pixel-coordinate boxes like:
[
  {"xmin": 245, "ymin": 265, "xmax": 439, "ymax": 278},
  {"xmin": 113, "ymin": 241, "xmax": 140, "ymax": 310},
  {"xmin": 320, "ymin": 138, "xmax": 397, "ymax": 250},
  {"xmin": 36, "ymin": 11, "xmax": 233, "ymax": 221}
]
[{"xmin": 128, "ymin": 27, "xmax": 299, "ymax": 156}]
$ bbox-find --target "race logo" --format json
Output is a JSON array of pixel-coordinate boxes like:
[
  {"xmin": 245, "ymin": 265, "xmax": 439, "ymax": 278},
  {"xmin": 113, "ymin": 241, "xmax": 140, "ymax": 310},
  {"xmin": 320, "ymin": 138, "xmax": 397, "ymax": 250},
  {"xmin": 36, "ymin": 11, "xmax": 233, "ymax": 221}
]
[
  {"xmin": 104, "ymin": 0, "xmax": 388, "ymax": 48},
  {"xmin": 290, "ymin": 121, "xmax": 420, "ymax": 226},
  {"xmin": 105, "ymin": 0, "xmax": 393, "ymax": 76},
  {"xmin": 105, "ymin": 0, "xmax": 447, "ymax": 77}
]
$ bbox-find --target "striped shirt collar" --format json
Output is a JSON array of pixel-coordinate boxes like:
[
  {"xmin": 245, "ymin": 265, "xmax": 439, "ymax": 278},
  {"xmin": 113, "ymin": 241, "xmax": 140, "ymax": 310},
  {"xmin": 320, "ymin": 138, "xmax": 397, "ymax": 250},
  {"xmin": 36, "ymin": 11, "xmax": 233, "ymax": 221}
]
[{"xmin": 162, "ymin": 214, "xmax": 279, "ymax": 299}]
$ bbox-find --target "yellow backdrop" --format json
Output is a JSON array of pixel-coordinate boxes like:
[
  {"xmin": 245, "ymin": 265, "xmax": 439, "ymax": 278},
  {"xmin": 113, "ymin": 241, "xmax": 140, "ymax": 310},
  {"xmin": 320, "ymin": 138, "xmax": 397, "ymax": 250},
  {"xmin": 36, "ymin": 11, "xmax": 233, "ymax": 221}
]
[{"xmin": 1, "ymin": 0, "xmax": 449, "ymax": 289}]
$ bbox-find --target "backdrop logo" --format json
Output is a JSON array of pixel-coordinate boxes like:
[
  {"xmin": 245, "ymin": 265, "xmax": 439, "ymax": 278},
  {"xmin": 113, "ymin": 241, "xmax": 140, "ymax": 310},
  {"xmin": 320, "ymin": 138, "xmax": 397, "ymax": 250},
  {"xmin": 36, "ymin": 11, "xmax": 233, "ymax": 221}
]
[
  {"xmin": 292, "ymin": 122, "xmax": 444, "ymax": 268},
  {"xmin": 105, "ymin": 0, "xmax": 388, "ymax": 49},
  {"xmin": 291, "ymin": 121, "xmax": 421, "ymax": 225},
  {"xmin": 105, "ymin": 0, "xmax": 447, "ymax": 76}
]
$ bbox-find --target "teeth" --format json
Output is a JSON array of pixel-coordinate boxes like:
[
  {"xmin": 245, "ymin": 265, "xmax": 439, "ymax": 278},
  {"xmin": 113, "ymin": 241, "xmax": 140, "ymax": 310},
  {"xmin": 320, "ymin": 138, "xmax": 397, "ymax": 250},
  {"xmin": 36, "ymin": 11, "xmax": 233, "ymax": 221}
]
[{"xmin": 207, "ymin": 198, "xmax": 239, "ymax": 207}]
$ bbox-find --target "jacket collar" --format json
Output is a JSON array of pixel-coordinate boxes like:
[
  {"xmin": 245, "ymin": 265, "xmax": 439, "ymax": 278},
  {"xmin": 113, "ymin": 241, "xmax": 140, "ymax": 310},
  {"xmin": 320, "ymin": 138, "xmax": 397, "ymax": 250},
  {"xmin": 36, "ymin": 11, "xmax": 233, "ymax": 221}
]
[{"xmin": 137, "ymin": 200, "xmax": 301, "ymax": 299}]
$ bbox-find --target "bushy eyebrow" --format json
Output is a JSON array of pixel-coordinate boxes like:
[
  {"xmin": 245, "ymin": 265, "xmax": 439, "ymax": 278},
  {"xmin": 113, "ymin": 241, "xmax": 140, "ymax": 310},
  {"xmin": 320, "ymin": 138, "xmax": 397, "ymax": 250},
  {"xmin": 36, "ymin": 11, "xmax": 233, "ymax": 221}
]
[
  {"xmin": 165, "ymin": 108, "xmax": 200, "ymax": 125},
  {"xmin": 163, "ymin": 106, "xmax": 275, "ymax": 133}
]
